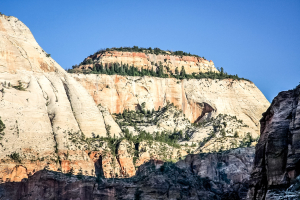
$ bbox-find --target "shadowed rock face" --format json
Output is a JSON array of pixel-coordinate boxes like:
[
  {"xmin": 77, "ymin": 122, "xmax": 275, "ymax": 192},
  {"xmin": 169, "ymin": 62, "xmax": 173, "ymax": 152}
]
[
  {"xmin": 247, "ymin": 85, "xmax": 300, "ymax": 200},
  {"xmin": 0, "ymin": 147, "xmax": 255, "ymax": 200}
]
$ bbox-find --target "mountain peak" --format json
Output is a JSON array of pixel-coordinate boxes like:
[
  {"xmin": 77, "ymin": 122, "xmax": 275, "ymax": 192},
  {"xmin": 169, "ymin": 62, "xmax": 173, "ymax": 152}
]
[{"xmin": 0, "ymin": 15, "xmax": 63, "ymax": 73}]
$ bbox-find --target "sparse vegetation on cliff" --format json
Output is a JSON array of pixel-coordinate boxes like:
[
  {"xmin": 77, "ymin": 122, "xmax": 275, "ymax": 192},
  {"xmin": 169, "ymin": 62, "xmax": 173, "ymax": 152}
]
[
  {"xmin": 8, "ymin": 152, "xmax": 21, "ymax": 163},
  {"xmin": 194, "ymin": 113, "xmax": 257, "ymax": 152},
  {"xmin": 0, "ymin": 117, "xmax": 5, "ymax": 140},
  {"xmin": 113, "ymin": 102, "xmax": 189, "ymax": 146},
  {"xmin": 94, "ymin": 46, "xmax": 206, "ymax": 59},
  {"xmin": 12, "ymin": 80, "xmax": 26, "ymax": 91},
  {"xmin": 68, "ymin": 61, "xmax": 250, "ymax": 81}
]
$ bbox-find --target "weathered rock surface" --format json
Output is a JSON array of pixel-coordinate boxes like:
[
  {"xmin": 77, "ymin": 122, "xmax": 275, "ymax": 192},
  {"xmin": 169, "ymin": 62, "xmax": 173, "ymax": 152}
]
[
  {"xmin": 71, "ymin": 74, "xmax": 270, "ymax": 133},
  {"xmin": 135, "ymin": 140, "xmax": 188, "ymax": 167},
  {"xmin": 0, "ymin": 147, "xmax": 255, "ymax": 200},
  {"xmin": 98, "ymin": 105, "xmax": 122, "ymax": 137},
  {"xmin": 247, "ymin": 85, "xmax": 300, "ymax": 200},
  {"xmin": 79, "ymin": 50, "xmax": 218, "ymax": 75},
  {"xmin": 114, "ymin": 104, "xmax": 258, "ymax": 153},
  {"xmin": 0, "ymin": 14, "xmax": 119, "ymax": 181},
  {"xmin": 0, "ymin": 13, "xmax": 269, "ymax": 187}
]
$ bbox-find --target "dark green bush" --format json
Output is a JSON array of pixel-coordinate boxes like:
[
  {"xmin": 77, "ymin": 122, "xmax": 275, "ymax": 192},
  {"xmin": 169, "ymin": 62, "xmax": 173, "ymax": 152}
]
[
  {"xmin": 9, "ymin": 152, "xmax": 21, "ymax": 163},
  {"xmin": 12, "ymin": 81, "xmax": 26, "ymax": 91}
]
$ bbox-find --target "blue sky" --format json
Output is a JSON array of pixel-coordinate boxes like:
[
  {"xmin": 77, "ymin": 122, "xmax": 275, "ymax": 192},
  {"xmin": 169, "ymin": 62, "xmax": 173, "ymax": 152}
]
[{"xmin": 1, "ymin": 0, "xmax": 299, "ymax": 102}]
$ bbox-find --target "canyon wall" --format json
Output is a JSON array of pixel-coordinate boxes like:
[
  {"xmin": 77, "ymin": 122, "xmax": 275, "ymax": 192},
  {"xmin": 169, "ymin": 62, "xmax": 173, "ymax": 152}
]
[
  {"xmin": 247, "ymin": 85, "xmax": 300, "ymax": 199},
  {"xmin": 70, "ymin": 74, "xmax": 270, "ymax": 137},
  {"xmin": 81, "ymin": 50, "xmax": 218, "ymax": 75},
  {"xmin": 0, "ymin": 14, "xmax": 270, "ymax": 187},
  {"xmin": 0, "ymin": 147, "xmax": 255, "ymax": 200},
  {"xmin": 0, "ymin": 14, "xmax": 121, "ymax": 181}
]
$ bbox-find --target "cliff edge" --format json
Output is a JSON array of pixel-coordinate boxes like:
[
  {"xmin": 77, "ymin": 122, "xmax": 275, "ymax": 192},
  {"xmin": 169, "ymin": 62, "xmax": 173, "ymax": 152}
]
[{"xmin": 247, "ymin": 84, "xmax": 300, "ymax": 199}]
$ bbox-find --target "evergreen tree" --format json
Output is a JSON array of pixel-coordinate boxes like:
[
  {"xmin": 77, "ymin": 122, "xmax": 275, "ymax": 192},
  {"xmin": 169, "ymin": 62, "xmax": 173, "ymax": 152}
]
[
  {"xmin": 120, "ymin": 64, "xmax": 124, "ymax": 75},
  {"xmin": 157, "ymin": 65, "xmax": 164, "ymax": 77},
  {"xmin": 220, "ymin": 67, "xmax": 224, "ymax": 75},
  {"xmin": 92, "ymin": 64, "xmax": 96, "ymax": 72},
  {"xmin": 175, "ymin": 67, "xmax": 179, "ymax": 75},
  {"xmin": 100, "ymin": 63, "xmax": 104, "ymax": 73},
  {"xmin": 180, "ymin": 66, "xmax": 186, "ymax": 78},
  {"xmin": 151, "ymin": 67, "xmax": 155, "ymax": 76},
  {"xmin": 110, "ymin": 63, "xmax": 115, "ymax": 74},
  {"xmin": 103, "ymin": 64, "xmax": 107, "ymax": 74}
]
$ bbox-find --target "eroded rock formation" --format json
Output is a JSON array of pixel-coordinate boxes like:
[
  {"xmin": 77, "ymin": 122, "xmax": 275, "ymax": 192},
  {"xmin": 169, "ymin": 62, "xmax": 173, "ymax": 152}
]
[
  {"xmin": 0, "ymin": 14, "xmax": 117, "ymax": 181},
  {"xmin": 0, "ymin": 147, "xmax": 255, "ymax": 200},
  {"xmin": 79, "ymin": 50, "xmax": 218, "ymax": 75},
  {"xmin": 247, "ymin": 85, "xmax": 300, "ymax": 199},
  {"xmin": 0, "ymin": 13, "xmax": 269, "ymax": 186},
  {"xmin": 71, "ymin": 74, "xmax": 269, "ymax": 132}
]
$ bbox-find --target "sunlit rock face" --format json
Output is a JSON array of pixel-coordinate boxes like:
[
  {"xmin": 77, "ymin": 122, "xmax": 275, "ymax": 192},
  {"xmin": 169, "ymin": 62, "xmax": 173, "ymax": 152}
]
[
  {"xmin": 70, "ymin": 74, "xmax": 270, "ymax": 136},
  {"xmin": 0, "ymin": 13, "xmax": 270, "ymax": 186},
  {"xmin": 247, "ymin": 85, "xmax": 300, "ymax": 200},
  {"xmin": 0, "ymin": 14, "xmax": 120, "ymax": 181},
  {"xmin": 79, "ymin": 50, "xmax": 219, "ymax": 75}
]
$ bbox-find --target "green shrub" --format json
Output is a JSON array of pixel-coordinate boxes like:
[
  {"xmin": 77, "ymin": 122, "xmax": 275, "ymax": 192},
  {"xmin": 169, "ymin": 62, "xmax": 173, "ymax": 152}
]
[
  {"xmin": 0, "ymin": 118, "xmax": 5, "ymax": 140},
  {"xmin": 12, "ymin": 81, "xmax": 26, "ymax": 91},
  {"xmin": 9, "ymin": 152, "xmax": 21, "ymax": 163},
  {"xmin": 234, "ymin": 131, "xmax": 239, "ymax": 138}
]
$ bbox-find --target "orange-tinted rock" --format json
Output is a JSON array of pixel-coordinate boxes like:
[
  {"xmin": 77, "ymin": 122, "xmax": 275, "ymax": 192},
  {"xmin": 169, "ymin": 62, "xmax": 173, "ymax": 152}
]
[
  {"xmin": 79, "ymin": 50, "xmax": 218, "ymax": 75},
  {"xmin": 71, "ymin": 74, "xmax": 270, "ymax": 135},
  {"xmin": 117, "ymin": 140, "xmax": 136, "ymax": 177}
]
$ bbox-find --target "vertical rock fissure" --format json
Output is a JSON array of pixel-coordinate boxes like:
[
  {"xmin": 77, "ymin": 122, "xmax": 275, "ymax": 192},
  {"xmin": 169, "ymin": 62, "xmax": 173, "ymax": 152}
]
[
  {"xmin": 44, "ymin": 75, "xmax": 58, "ymax": 102},
  {"xmin": 36, "ymin": 78, "xmax": 60, "ymax": 166},
  {"xmin": 3, "ymin": 35, "xmax": 34, "ymax": 71},
  {"xmin": 61, "ymin": 80, "xmax": 83, "ymax": 135}
]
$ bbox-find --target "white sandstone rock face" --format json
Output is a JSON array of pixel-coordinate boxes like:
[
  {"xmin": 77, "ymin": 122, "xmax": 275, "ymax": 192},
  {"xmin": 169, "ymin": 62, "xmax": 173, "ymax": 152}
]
[
  {"xmin": 0, "ymin": 72, "xmax": 55, "ymax": 158},
  {"xmin": 63, "ymin": 75, "xmax": 107, "ymax": 138},
  {"xmin": 0, "ymin": 15, "xmax": 64, "ymax": 74},
  {"xmin": 98, "ymin": 105, "xmax": 122, "ymax": 137},
  {"xmin": 70, "ymin": 74, "xmax": 270, "ymax": 137},
  {"xmin": 0, "ymin": 15, "xmax": 121, "ymax": 180}
]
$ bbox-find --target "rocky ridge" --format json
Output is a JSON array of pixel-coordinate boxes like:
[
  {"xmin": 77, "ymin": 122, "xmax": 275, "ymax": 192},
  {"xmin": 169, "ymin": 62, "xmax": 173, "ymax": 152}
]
[{"xmin": 75, "ymin": 49, "xmax": 218, "ymax": 75}]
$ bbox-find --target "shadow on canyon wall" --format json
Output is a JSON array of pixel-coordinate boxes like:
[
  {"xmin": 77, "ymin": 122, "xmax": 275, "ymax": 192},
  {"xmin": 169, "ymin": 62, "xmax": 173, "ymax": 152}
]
[{"xmin": 0, "ymin": 149, "xmax": 255, "ymax": 200}]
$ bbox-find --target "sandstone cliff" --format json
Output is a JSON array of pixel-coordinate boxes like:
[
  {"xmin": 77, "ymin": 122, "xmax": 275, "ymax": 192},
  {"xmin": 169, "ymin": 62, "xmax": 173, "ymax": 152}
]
[
  {"xmin": 78, "ymin": 50, "xmax": 218, "ymax": 75},
  {"xmin": 70, "ymin": 74, "xmax": 269, "ymax": 137},
  {"xmin": 0, "ymin": 147, "xmax": 255, "ymax": 200},
  {"xmin": 0, "ymin": 13, "xmax": 270, "ymax": 185},
  {"xmin": 247, "ymin": 84, "xmax": 300, "ymax": 199},
  {"xmin": 0, "ymin": 14, "xmax": 120, "ymax": 181}
]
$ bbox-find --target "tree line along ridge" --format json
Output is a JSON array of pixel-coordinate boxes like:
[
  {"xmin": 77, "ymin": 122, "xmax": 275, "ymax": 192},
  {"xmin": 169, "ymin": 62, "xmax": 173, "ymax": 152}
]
[
  {"xmin": 67, "ymin": 61, "xmax": 251, "ymax": 82},
  {"xmin": 67, "ymin": 46, "xmax": 251, "ymax": 81}
]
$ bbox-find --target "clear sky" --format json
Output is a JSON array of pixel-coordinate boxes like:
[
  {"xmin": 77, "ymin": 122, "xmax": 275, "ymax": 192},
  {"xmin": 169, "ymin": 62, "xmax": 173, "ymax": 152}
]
[{"xmin": 1, "ymin": 0, "xmax": 299, "ymax": 102}]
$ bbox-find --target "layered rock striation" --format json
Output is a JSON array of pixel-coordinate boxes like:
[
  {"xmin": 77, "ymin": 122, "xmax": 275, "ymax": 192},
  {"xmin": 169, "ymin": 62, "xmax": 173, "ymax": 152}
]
[
  {"xmin": 0, "ymin": 14, "xmax": 121, "ymax": 181},
  {"xmin": 0, "ymin": 147, "xmax": 255, "ymax": 200},
  {"xmin": 0, "ymin": 13, "xmax": 270, "ymax": 186},
  {"xmin": 247, "ymin": 85, "xmax": 300, "ymax": 199},
  {"xmin": 70, "ymin": 74, "xmax": 270, "ymax": 136},
  {"xmin": 78, "ymin": 50, "xmax": 218, "ymax": 75}
]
